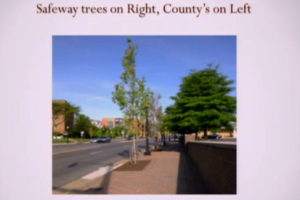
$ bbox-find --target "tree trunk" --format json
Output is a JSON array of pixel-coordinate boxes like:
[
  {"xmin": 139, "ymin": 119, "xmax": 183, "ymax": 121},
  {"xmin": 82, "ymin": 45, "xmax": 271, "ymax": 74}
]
[
  {"xmin": 162, "ymin": 133, "xmax": 166, "ymax": 146},
  {"xmin": 195, "ymin": 132, "xmax": 198, "ymax": 140},
  {"xmin": 204, "ymin": 127, "xmax": 208, "ymax": 139}
]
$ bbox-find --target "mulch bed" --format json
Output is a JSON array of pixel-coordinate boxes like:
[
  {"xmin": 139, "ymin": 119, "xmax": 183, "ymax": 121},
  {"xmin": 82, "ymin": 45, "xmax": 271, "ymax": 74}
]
[{"xmin": 115, "ymin": 160, "xmax": 151, "ymax": 171}]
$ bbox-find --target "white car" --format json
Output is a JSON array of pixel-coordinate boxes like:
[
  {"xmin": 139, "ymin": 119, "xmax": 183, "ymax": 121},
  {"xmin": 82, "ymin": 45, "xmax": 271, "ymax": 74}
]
[{"xmin": 53, "ymin": 135, "xmax": 63, "ymax": 139}]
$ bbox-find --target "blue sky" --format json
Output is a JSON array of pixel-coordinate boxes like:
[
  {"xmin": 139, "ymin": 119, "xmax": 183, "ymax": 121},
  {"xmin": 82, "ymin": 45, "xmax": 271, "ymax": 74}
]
[{"xmin": 53, "ymin": 36, "xmax": 236, "ymax": 120}]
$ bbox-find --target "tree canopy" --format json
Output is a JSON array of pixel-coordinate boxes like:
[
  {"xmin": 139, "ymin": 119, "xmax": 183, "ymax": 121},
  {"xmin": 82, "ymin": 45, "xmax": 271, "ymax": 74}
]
[
  {"xmin": 164, "ymin": 65, "xmax": 236, "ymax": 138},
  {"xmin": 72, "ymin": 114, "xmax": 92, "ymax": 138},
  {"xmin": 112, "ymin": 39, "xmax": 153, "ymax": 135},
  {"xmin": 52, "ymin": 100, "xmax": 80, "ymax": 132}
]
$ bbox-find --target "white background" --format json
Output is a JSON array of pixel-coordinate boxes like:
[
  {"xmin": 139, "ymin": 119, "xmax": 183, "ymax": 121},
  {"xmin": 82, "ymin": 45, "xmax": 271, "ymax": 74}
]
[{"xmin": 0, "ymin": 0, "xmax": 300, "ymax": 200}]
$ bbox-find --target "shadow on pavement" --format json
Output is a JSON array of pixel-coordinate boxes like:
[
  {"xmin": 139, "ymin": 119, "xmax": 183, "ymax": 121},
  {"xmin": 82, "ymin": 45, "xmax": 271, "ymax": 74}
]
[
  {"xmin": 160, "ymin": 141, "xmax": 209, "ymax": 194},
  {"xmin": 53, "ymin": 164, "xmax": 113, "ymax": 194}
]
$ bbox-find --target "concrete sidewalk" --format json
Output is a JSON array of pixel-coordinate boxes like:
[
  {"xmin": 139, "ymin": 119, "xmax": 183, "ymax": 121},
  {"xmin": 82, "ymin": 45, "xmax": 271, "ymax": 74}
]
[{"xmin": 53, "ymin": 142, "xmax": 206, "ymax": 194}]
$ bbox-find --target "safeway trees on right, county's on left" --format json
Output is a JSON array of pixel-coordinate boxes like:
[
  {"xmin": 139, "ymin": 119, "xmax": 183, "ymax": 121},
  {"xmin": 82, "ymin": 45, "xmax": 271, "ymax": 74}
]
[{"xmin": 164, "ymin": 65, "xmax": 236, "ymax": 139}]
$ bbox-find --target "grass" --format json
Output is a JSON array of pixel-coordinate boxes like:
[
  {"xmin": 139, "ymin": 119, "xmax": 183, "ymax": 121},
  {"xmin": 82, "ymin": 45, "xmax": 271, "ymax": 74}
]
[{"xmin": 52, "ymin": 138, "xmax": 91, "ymax": 144}]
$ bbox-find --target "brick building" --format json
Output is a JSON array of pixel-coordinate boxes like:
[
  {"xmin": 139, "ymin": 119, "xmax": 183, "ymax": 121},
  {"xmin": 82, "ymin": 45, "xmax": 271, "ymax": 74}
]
[
  {"xmin": 101, "ymin": 117, "xmax": 124, "ymax": 129},
  {"xmin": 52, "ymin": 99, "xmax": 75, "ymax": 134}
]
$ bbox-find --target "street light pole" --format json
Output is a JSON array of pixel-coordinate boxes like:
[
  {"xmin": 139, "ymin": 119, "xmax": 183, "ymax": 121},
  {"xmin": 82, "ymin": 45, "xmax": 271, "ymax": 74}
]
[
  {"xmin": 144, "ymin": 104, "xmax": 151, "ymax": 156},
  {"xmin": 66, "ymin": 125, "xmax": 69, "ymax": 144}
]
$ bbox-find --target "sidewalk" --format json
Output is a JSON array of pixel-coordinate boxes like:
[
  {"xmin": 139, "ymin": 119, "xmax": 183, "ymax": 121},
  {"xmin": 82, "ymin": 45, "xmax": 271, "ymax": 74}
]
[{"xmin": 53, "ymin": 142, "xmax": 206, "ymax": 194}]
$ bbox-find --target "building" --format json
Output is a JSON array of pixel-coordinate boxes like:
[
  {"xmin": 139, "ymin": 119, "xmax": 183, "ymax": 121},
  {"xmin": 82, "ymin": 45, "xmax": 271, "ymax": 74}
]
[
  {"xmin": 91, "ymin": 120, "xmax": 102, "ymax": 128},
  {"xmin": 101, "ymin": 117, "xmax": 147, "ymax": 136},
  {"xmin": 101, "ymin": 117, "xmax": 124, "ymax": 129},
  {"xmin": 53, "ymin": 112, "xmax": 65, "ymax": 133},
  {"xmin": 52, "ymin": 99, "xmax": 75, "ymax": 134},
  {"xmin": 53, "ymin": 100, "xmax": 67, "ymax": 133}
]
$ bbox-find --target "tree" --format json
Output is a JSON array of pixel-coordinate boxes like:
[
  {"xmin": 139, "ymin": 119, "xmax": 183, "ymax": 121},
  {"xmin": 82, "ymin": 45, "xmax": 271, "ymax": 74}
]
[
  {"xmin": 137, "ymin": 78, "xmax": 154, "ymax": 135},
  {"xmin": 112, "ymin": 126, "xmax": 127, "ymax": 138},
  {"xmin": 52, "ymin": 100, "xmax": 80, "ymax": 133},
  {"xmin": 164, "ymin": 65, "xmax": 236, "ymax": 139},
  {"xmin": 155, "ymin": 105, "xmax": 166, "ymax": 145},
  {"xmin": 112, "ymin": 39, "xmax": 152, "ymax": 136},
  {"xmin": 148, "ymin": 94, "xmax": 165, "ymax": 138},
  {"xmin": 90, "ymin": 124, "xmax": 100, "ymax": 138},
  {"xmin": 72, "ymin": 114, "xmax": 92, "ymax": 138}
]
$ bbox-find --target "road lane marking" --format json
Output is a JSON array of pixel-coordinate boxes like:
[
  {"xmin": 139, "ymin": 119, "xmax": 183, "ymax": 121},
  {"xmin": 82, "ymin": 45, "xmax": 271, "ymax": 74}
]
[
  {"xmin": 82, "ymin": 162, "xmax": 126, "ymax": 180},
  {"xmin": 82, "ymin": 166, "xmax": 112, "ymax": 180},
  {"xmin": 53, "ymin": 146, "xmax": 101, "ymax": 155},
  {"xmin": 89, "ymin": 150, "xmax": 103, "ymax": 155}
]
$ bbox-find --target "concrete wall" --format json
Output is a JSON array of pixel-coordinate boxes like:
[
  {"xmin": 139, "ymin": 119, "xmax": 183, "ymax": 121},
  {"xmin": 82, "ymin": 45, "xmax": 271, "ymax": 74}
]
[{"xmin": 187, "ymin": 141, "xmax": 236, "ymax": 194}]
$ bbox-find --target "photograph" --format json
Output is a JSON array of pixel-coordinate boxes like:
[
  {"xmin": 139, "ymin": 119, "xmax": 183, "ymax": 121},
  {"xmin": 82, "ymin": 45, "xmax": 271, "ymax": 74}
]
[
  {"xmin": 52, "ymin": 36, "xmax": 237, "ymax": 194},
  {"xmin": 2, "ymin": 0, "xmax": 300, "ymax": 199}
]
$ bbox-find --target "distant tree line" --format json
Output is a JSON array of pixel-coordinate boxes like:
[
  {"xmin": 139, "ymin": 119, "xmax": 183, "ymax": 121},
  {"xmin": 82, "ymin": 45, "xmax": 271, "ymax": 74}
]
[{"xmin": 52, "ymin": 101, "xmax": 128, "ymax": 139}]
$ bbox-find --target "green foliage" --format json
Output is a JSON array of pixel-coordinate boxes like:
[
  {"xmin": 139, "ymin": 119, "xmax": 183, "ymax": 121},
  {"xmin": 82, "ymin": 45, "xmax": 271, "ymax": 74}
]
[
  {"xmin": 52, "ymin": 101, "xmax": 80, "ymax": 131},
  {"xmin": 164, "ymin": 65, "xmax": 236, "ymax": 137},
  {"xmin": 93, "ymin": 129, "xmax": 105, "ymax": 138},
  {"xmin": 90, "ymin": 124, "xmax": 100, "ymax": 137},
  {"xmin": 72, "ymin": 114, "xmax": 92, "ymax": 138},
  {"xmin": 92, "ymin": 126, "xmax": 124, "ymax": 138},
  {"xmin": 112, "ymin": 39, "xmax": 153, "ymax": 135},
  {"xmin": 53, "ymin": 131, "xmax": 62, "ymax": 136},
  {"xmin": 112, "ymin": 126, "xmax": 127, "ymax": 138},
  {"xmin": 148, "ymin": 93, "xmax": 165, "ymax": 136},
  {"xmin": 52, "ymin": 138, "xmax": 70, "ymax": 143}
]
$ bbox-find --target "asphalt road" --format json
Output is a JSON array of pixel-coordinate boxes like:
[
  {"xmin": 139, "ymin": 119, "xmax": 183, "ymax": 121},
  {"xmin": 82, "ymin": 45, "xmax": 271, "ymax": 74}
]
[{"xmin": 53, "ymin": 139, "xmax": 150, "ymax": 188}]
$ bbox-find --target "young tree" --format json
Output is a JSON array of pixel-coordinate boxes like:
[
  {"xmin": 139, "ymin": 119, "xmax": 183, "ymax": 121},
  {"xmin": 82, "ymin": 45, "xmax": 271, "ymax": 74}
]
[
  {"xmin": 164, "ymin": 65, "xmax": 236, "ymax": 139},
  {"xmin": 148, "ymin": 94, "xmax": 165, "ymax": 138},
  {"xmin": 112, "ymin": 39, "xmax": 152, "ymax": 136},
  {"xmin": 137, "ymin": 78, "xmax": 154, "ymax": 136},
  {"xmin": 112, "ymin": 39, "xmax": 155, "ymax": 161}
]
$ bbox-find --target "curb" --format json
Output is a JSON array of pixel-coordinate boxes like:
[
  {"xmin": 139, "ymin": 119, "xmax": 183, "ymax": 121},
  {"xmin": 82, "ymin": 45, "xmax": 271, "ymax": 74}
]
[
  {"xmin": 53, "ymin": 158, "xmax": 128, "ymax": 194},
  {"xmin": 53, "ymin": 142, "xmax": 90, "ymax": 145}
]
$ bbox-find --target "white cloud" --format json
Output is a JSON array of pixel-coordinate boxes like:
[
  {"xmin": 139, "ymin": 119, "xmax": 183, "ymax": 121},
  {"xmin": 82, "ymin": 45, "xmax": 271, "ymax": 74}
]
[
  {"xmin": 95, "ymin": 80, "xmax": 117, "ymax": 91},
  {"xmin": 87, "ymin": 96, "xmax": 110, "ymax": 102}
]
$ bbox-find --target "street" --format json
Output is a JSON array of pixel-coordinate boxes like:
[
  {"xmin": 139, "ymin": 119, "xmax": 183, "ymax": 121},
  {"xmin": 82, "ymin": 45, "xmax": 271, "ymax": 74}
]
[{"xmin": 53, "ymin": 139, "xmax": 150, "ymax": 188}]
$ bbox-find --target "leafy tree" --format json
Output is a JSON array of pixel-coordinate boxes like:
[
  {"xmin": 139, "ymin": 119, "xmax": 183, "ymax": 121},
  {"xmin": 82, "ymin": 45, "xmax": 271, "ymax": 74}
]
[
  {"xmin": 52, "ymin": 101, "xmax": 80, "ymax": 133},
  {"xmin": 112, "ymin": 126, "xmax": 127, "ymax": 138},
  {"xmin": 93, "ymin": 129, "xmax": 103, "ymax": 138},
  {"xmin": 72, "ymin": 114, "xmax": 92, "ymax": 138},
  {"xmin": 112, "ymin": 39, "xmax": 152, "ymax": 136},
  {"xmin": 101, "ymin": 126, "xmax": 110, "ymax": 134},
  {"xmin": 148, "ymin": 94, "xmax": 165, "ymax": 138},
  {"xmin": 164, "ymin": 65, "xmax": 236, "ymax": 139},
  {"xmin": 92, "ymin": 127, "xmax": 108, "ymax": 138},
  {"xmin": 90, "ymin": 124, "xmax": 100, "ymax": 138},
  {"xmin": 155, "ymin": 105, "xmax": 167, "ymax": 145},
  {"xmin": 137, "ymin": 78, "xmax": 154, "ymax": 135}
]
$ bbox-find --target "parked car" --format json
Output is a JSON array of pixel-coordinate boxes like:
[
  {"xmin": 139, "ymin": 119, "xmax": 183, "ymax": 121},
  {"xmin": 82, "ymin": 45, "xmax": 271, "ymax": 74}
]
[
  {"xmin": 207, "ymin": 133, "xmax": 222, "ymax": 139},
  {"xmin": 53, "ymin": 135, "xmax": 63, "ymax": 139},
  {"xmin": 91, "ymin": 136, "xmax": 111, "ymax": 143},
  {"xmin": 127, "ymin": 135, "xmax": 135, "ymax": 140}
]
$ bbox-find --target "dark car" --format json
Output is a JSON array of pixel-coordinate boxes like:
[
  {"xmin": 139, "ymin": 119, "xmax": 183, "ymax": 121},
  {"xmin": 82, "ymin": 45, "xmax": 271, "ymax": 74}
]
[
  {"xmin": 127, "ymin": 135, "xmax": 135, "ymax": 140},
  {"xmin": 91, "ymin": 136, "xmax": 111, "ymax": 143},
  {"xmin": 207, "ymin": 133, "xmax": 222, "ymax": 139}
]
